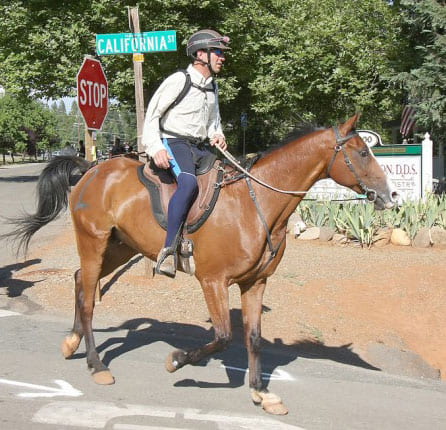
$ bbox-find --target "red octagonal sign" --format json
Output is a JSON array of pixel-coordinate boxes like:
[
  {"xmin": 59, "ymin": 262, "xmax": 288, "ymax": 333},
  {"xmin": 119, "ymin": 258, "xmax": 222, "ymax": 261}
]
[{"xmin": 77, "ymin": 57, "xmax": 108, "ymax": 130}]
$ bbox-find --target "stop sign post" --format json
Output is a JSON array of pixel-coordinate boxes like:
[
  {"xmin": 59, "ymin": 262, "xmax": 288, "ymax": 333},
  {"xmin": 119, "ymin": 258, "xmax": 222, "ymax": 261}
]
[{"xmin": 77, "ymin": 56, "xmax": 108, "ymax": 161}]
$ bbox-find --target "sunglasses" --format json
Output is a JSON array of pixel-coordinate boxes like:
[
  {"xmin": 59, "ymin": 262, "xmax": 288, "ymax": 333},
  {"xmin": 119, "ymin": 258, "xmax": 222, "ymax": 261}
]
[{"xmin": 211, "ymin": 48, "xmax": 226, "ymax": 57}]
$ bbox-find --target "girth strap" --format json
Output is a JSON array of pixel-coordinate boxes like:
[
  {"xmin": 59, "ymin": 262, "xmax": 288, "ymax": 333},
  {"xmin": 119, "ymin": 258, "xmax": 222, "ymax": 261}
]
[{"xmin": 245, "ymin": 177, "xmax": 285, "ymax": 271}]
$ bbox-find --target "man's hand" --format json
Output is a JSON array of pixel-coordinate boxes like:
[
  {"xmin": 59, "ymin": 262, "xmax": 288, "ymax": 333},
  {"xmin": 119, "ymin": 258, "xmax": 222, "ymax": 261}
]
[
  {"xmin": 153, "ymin": 149, "xmax": 172, "ymax": 169},
  {"xmin": 210, "ymin": 134, "xmax": 227, "ymax": 151}
]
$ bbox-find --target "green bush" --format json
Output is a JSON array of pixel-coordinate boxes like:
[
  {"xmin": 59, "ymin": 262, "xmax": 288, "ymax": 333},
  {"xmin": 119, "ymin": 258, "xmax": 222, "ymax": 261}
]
[{"xmin": 297, "ymin": 193, "xmax": 446, "ymax": 247}]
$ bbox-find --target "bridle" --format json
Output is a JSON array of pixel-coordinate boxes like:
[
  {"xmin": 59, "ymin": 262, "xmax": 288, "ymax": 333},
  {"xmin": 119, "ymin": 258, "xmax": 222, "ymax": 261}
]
[{"xmin": 327, "ymin": 126, "xmax": 377, "ymax": 202}]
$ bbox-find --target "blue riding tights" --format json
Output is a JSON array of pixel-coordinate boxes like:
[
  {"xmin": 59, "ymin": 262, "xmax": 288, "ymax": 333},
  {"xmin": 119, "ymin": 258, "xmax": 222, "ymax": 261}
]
[
  {"xmin": 165, "ymin": 172, "xmax": 198, "ymax": 247},
  {"xmin": 162, "ymin": 138, "xmax": 205, "ymax": 248}
]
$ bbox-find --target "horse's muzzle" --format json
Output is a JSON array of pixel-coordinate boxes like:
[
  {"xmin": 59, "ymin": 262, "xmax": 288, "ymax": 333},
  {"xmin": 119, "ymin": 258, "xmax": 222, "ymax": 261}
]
[{"xmin": 374, "ymin": 190, "xmax": 398, "ymax": 210}]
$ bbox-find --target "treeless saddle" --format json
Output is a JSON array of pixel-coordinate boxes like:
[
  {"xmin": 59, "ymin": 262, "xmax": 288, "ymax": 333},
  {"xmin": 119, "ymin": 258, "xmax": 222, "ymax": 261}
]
[{"xmin": 137, "ymin": 152, "xmax": 225, "ymax": 234}]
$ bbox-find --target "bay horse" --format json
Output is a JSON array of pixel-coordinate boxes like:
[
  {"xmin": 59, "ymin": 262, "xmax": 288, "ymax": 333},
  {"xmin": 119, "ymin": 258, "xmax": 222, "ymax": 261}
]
[{"xmin": 6, "ymin": 114, "xmax": 396, "ymax": 415}]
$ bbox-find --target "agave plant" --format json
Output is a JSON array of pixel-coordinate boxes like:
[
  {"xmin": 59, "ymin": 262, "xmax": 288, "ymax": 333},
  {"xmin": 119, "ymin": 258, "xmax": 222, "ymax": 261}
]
[
  {"xmin": 336, "ymin": 202, "xmax": 379, "ymax": 247},
  {"xmin": 298, "ymin": 201, "xmax": 329, "ymax": 227},
  {"xmin": 295, "ymin": 192, "xmax": 446, "ymax": 246}
]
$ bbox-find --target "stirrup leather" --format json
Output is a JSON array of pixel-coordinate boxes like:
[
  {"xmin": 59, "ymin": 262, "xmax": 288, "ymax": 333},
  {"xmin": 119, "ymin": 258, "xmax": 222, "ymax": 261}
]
[{"xmin": 178, "ymin": 238, "xmax": 195, "ymax": 276}]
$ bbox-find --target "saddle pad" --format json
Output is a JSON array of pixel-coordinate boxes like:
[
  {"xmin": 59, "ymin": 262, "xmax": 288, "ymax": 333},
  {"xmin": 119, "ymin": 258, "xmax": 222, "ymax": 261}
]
[{"xmin": 137, "ymin": 160, "xmax": 224, "ymax": 233}]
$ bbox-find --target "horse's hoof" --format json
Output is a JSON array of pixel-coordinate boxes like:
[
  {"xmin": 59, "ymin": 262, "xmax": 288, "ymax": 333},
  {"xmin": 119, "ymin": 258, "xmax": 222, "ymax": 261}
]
[
  {"xmin": 92, "ymin": 370, "xmax": 115, "ymax": 385},
  {"xmin": 165, "ymin": 352, "xmax": 179, "ymax": 373},
  {"xmin": 61, "ymin": 333, "xmax": 81, "ymax": 358},
  {"xmin": 251, "ymin": 390, "xmax": 288, "ymax": 415}
]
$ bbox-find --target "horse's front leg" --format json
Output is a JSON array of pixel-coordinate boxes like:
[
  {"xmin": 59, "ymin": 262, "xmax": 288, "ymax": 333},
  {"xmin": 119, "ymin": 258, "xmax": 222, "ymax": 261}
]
[
  {"xmin": 240, "ymin": 278, "xmax": 288, "ymax": 415},
  {"xmin": 165, "ymin": 279, "xmax": 231, "ymax": 372}
]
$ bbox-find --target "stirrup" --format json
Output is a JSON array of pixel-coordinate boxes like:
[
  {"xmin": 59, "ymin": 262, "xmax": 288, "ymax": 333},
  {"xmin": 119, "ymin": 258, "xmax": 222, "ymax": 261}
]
[{"xmin": 155, "ymin": 247, "xmax": 177, "ymax": 278}]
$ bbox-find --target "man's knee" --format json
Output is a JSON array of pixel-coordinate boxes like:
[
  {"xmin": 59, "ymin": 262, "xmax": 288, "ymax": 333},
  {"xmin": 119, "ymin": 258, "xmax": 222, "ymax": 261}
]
[{"xmin": 177, "ymin": 173, "xmax": 198, "ymax": 196}]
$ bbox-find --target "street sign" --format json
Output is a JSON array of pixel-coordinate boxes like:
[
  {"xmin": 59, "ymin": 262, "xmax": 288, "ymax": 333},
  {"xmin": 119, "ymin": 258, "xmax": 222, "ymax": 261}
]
[
  {"xmin": 240, "ymin": 112, "xmax": 248, "ymax": 129},
  {"xmin": 96, "ymin": 30, "xmax": 177, "ymax": 55},
  {"xmin": 77, "ymin": 57, "xmax": 108, "ymax": 130}
]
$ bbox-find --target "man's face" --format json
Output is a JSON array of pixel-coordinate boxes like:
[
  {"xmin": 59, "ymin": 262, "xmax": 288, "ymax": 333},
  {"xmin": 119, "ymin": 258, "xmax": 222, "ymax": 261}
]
[
  {"xmin": 209, "ymin": 48, "xmax": 226, "ymax": 73},
  {"xmin": 196, "ymin": 49, "xmax": 226, "ymax": 74}
]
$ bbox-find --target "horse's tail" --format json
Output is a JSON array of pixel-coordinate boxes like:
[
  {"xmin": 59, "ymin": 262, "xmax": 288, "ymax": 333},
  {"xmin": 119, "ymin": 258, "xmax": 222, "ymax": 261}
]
[{"xmin": 2, "ymin": 155, "xmax": 93, "ymax": 256}]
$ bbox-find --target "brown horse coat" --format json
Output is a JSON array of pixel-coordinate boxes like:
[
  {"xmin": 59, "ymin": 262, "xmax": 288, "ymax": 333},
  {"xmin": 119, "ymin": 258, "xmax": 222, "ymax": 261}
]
[{"xmin": 7, "ymin": 114, "xmax": 396, "ymax": 415}]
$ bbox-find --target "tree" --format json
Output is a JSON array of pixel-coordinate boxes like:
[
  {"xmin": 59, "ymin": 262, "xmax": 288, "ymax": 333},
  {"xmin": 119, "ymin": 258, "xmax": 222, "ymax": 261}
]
[
  {"xmin": 0, "ymin": 0, "xmax": 407, "ymax": 151},
  {"xmin": 0, "ymin": 95, "xmax": 27, "ymax": 162},
  {"xmin": 22, "ymin": 100, "xmax": 59, "ymax": 157},
  {"xmin": 0, "ymin": 95, "xmax": 59, "ymax": 162},
  {"xmin": 394, "ymin": 0, "xmax": 446, "ymax": 145}
]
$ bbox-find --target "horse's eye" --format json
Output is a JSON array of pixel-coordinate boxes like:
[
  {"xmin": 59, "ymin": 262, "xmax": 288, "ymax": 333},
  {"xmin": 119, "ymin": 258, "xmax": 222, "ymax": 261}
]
[{"xmin": 360, "ymin": 149, "xmax": 369, "ymax": 158}]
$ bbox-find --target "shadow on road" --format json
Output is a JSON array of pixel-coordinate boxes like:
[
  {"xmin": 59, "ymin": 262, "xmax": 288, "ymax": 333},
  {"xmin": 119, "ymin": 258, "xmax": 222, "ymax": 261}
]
[
  {"xmin": 0, "ymin": 259, "xmax": 42, "ymax": 297},
  {"xmin": 68, "ymin": 310, "xmax": 379, "ymax": 390}
]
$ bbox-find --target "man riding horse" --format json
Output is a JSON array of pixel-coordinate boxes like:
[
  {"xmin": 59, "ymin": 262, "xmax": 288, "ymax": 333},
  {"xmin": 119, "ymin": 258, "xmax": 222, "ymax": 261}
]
[{"xmin": 141, "ymin": 29, "xmax": 230, "ymax": 278}]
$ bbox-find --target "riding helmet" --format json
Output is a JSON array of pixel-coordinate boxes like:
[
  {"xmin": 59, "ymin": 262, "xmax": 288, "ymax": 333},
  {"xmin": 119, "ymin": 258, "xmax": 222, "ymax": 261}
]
[{"xmin": 186, "ymin": 29, "xmax": 231, "ymax": 58}]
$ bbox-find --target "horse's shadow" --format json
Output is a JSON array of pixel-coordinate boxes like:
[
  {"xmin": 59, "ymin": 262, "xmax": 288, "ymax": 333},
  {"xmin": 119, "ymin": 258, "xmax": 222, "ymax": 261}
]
[
  {"xmin": 0, "ymin": 259, "xmax": 42, "ymax": 297},
  {"xmin": 71, "ymin": 309, "xmax": 379, "ymax": 390}
]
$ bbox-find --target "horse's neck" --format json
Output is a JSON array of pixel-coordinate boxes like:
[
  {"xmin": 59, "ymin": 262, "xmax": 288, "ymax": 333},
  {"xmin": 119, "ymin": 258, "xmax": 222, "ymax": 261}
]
[
  {"xmin": 249, "ymin": 138, "xmax": 327, "ymax": 225},
  {"xmin": 254, "ymin": 138, "xmax": 326, "ymax": 196}
]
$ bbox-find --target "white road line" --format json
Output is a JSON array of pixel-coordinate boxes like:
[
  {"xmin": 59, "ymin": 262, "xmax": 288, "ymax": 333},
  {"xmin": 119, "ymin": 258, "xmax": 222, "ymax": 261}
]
[
  {"xmin": 0, "ymin": 378, "xmax": 82, "ymax": 398},
  {"xmin": 114, "ymin": 425, "xmax": 191, "ymax": 430},
  {"xmin": 0, "ymin": 310, "xmax": 20, "ymax": 317},
  {"xmin": 34, "ymin": 400, "xmax": 305, "ymax": 429}
]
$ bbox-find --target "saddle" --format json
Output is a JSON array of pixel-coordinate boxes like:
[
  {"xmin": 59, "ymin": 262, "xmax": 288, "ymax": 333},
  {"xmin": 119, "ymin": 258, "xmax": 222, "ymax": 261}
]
[{"xmin": 137, "ymin": 152, "xmax": 225, "ymax": 234}]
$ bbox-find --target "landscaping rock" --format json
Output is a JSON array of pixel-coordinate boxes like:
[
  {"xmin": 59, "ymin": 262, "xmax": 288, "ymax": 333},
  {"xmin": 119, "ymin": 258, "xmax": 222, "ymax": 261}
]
[
  {"xmin": 390, "ymin": 228, "xmax": 411, "ymax": 246},
  {"xmin": 373, "ymin": 227, "xmax": 392, "ymax": 247},
  {"xmin": 319, "ymin": 226, "xmax": 336, "ymax": 242},
  {"xmin": 288, "ymin": 212, "xmax": 307, "ymax": 236},
  {"xmin": 298, "ymin": 226, "xmax": 320, "ymax": 240},
  {"xmin": 332, "ymin": 233, "xmax": 348, "ymax": 244},
  {"xmin": 431, "ymin": 226, "xmax": 446, "ymax": 248},
  {"xmin": 413, "ymin": 227, "xmax": 432, "ymax": 248}
]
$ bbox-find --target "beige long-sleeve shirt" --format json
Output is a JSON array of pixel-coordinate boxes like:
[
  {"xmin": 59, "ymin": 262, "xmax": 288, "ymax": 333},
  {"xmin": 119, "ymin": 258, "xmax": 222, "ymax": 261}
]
[{"xmin": 142, "ymin": 64, "xmax": 224, "ymax": 157}]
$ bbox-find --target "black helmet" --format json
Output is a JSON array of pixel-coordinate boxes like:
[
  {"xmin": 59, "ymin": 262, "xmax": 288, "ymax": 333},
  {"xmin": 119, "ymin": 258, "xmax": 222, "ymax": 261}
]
[{"xmin": 186, "ymin": 29, "xmax": 230, "ymax": 58}]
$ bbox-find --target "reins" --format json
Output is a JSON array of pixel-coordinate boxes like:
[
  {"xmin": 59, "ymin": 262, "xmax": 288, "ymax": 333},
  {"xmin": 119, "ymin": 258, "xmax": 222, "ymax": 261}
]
[
  {"xmin": 215, "ymin": 145, "xmax": 309, "ymax": 195},
  {"xmin": 215, "ymin": 126, "xmax": 369, "ymax": 200}
]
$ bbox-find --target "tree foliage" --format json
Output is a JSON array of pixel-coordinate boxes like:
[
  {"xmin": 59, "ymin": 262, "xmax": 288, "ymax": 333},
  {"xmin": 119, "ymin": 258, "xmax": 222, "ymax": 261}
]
[
  {"xmin": 0, "ymin": 1, "xmax": 421, "ymax": 149},
  {"xmin": 0, "ymin": 95, "xmax": 58, "ymax": 161},
  {"xmin": 0, "ymin": 95, "xmax": 28, "ymax": 159},
  {"xmin": 394, "ymin": 0, "xmax": 446, "ymax": 143}
]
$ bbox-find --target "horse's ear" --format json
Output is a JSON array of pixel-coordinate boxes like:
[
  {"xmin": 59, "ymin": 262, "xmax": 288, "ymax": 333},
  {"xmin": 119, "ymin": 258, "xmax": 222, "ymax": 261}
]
[{"xmin": 339, "ymin": 113, "xmax": 361, "ymax": 134}]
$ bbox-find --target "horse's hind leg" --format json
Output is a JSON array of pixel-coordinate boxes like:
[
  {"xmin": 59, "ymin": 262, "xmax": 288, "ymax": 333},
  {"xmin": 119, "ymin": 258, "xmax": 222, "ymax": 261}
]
[
  {"xmin": 240, "ymin": 278, "xmax": 288, "ymax": 415},
  {"xmin": 165, "ymin": 280, "xmax": 232, "ymax": 372},
  {"xmin": 64, "ymin": 233, "xmax": 115, "ymax": 385},
  {"xmin": 61, "ymin": 269, "xmax": 84, "ymax": 358},
  {"xmin": 62, "ymin": 235, "xmax": 138, "ymax": 384}
]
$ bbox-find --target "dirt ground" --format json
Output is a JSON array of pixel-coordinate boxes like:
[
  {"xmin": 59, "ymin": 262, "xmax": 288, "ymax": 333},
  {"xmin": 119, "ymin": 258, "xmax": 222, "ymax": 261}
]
[{"xmin": 4, "ymin": 220, "xmax": 446, "ymax": 381}]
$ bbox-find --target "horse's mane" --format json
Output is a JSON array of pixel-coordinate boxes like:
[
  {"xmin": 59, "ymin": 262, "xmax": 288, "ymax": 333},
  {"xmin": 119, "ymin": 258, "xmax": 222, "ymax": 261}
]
[{"xmin": 255, "ymin": 124, "xmax": 326, "ymax": 162}]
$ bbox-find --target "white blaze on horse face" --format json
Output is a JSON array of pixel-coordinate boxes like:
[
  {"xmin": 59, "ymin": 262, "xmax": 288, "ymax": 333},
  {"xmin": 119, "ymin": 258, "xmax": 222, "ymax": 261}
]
[{"xmin": 368, "ymin": 149, "xmax": 398, "ymax": 206}]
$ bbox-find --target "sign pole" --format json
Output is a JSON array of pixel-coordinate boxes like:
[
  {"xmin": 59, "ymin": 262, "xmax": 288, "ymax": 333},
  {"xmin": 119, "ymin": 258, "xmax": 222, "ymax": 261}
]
[
  {"xmin": 84, "ymin": 128, "xmax": 95, "ymax": 162},
  {"xmin": 128, "ymin": 6, "xmax": 153, "ymax": 276},
  {"xmin": 128, "ymin": 6, "xmax": 145, "ymax": 161}
]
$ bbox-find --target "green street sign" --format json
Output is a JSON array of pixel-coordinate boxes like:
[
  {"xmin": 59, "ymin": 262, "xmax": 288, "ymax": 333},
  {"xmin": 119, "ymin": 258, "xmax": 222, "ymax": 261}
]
[{"xmin": 96, "ymin": 30, "xmax": 177, "ymax": 55}]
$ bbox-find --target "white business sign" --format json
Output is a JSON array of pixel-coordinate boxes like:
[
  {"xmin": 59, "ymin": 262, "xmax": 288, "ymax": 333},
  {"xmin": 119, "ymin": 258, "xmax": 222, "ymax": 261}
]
[{"xmin": 378, "ymin": 155, "xmax": 421, "ymax": 201}]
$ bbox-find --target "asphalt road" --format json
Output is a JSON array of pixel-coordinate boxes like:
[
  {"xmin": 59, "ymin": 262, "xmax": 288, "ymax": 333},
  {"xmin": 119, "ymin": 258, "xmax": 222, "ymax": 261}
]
[{"xmin": 1, "ymin": 163, "xmax": 446, "ymax": 430}]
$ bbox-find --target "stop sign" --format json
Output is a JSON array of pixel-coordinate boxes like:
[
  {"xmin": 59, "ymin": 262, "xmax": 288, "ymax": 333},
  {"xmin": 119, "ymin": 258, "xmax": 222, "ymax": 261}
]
[{"xmin": 77, "ymin": 57, "xmax": 108, "ymax": 130}]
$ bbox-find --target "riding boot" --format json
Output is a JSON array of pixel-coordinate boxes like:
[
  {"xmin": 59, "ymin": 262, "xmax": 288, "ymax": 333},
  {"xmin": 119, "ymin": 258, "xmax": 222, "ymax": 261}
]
[{"xmin": 155, "ymin": 247, "xmax": 177, "ymax": 278}]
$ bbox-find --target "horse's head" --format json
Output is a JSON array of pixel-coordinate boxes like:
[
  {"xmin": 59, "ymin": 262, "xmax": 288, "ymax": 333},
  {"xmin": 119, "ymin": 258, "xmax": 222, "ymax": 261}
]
[{"xmin": 326, "ymin": 114, "xmax": 397, "ymax": 210}]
